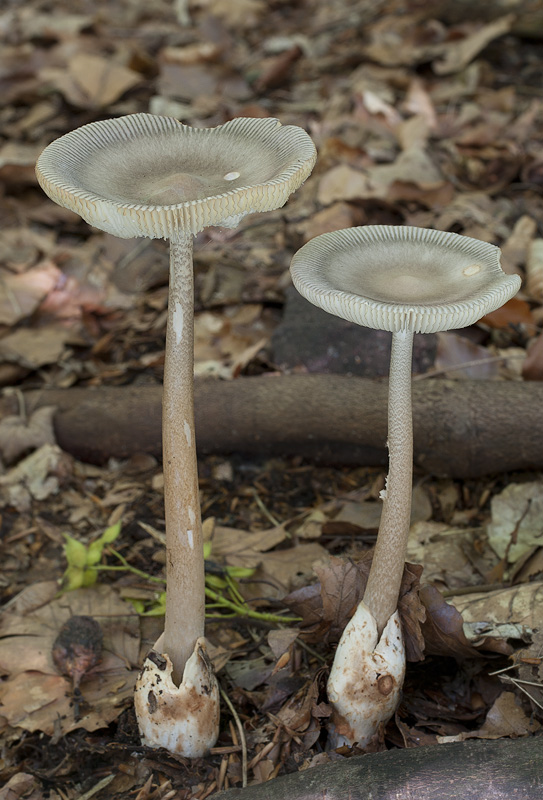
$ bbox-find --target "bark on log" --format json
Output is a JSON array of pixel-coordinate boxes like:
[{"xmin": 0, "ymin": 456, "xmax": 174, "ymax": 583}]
[
  {"xmin": 214, "ymin": 736, "xmax": 543, "ymax": 800},
  {"xmin": 4, "ymin": 375, "xmax": 543, "ymax": 478}
]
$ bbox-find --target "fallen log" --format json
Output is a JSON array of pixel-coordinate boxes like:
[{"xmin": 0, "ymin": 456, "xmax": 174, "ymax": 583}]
[
  {"xmin": 3, "ymin": 375, "xmax": 542, "ymax": 478},
  {"xmin": 214, "ymin": 736, "xmax": 543, "ymax": 800}
]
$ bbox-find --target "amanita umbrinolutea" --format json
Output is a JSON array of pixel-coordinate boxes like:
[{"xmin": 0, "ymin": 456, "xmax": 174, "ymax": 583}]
[
  {"xmin": 36, "ymin": 113, "xmax": 316, "ymax": 756},
  {"xmin": 290, "ymin": 225, "xmax": 520, "ymax": 747}
]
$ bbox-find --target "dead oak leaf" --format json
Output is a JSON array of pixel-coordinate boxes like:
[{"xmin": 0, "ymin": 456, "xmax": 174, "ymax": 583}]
[
  {"xmin": 314, "ymin": 556, "xmax": 364, "ymax": 639},
  {"xmin": 419, "ymin": 584, "xmax": 482, "ymax": 659}
]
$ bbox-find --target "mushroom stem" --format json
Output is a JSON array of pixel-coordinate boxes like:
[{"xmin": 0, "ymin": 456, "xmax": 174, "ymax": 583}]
[
  {"xmin": 363, "ymin": 329, "xmax": 414, "ymax": 636},
  {"xmin": 162, "ymin": 233, "xmax": 204, "ymax": 685}
]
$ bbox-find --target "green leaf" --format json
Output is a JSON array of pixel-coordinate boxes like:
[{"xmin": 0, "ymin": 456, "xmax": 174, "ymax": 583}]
[
  {"xmin": 86, "ymin": 540, "xmax": 105, "ymax": 565},
  {"xmin": 101, "ymin": 522, "xmax": 122, "ymax": 545},
  {"xmin": 81, "ymin": 568, "xmax": 98, "ymax": 587},
  {"xmin": 205, "ymin": 574, "xmax": 228, "ymax": 590},
  {"xmin": 225, "ymin": 566, "xmax": 255, "ymax": 579},
  {"xmin": 63, "ymin": 534, "xmax": 88, "ymax": 569},
  {"xmin": 62, "ymin": 565, "xmax": 85, "ymax": 592}
]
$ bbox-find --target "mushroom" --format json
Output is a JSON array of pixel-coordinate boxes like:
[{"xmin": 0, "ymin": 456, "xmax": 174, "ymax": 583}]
[
  {"xmin": 36, "ymin": 113, "xmax": 316, "ymax": 756},
  {"xmin": 290, "ymin": 225, "xmax": 521, "ymax": 747}
]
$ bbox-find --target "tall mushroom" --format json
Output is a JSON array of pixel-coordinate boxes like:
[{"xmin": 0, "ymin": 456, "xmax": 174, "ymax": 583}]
[
  {"xmin": 36, "ymin": 113, "xmax": 316, "ymax": 756},
  {"xmin": 290, "ymin": 225, "xmax": 520, "ymax": 747}
]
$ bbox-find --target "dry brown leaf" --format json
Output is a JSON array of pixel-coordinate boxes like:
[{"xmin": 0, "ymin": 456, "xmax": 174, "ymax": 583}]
[
  {"xmin": 317, "ymin": 164, "xmax": 373, "ymax": 206},
  {"xmin": 0, "ymin": 444, "xmax": 70, "ymax": 512},
  {"xmin": 434, "ymin": 15, "xmax": 515, "ymax": 75},
  {"xmin": 500, "ymin": 214, "xmax": 537, "ymax": 275},
  {"xmin": 258, "ymin": 542, "xmax": 328, "ymax": 592},
  {"xmin": 407, "ymin": 522, "xmax": 481, "ymax": 591},
  {"xmin": 268, "ymin": 628, "xmax": 299, "ymax": 659},
  {"xmin": 295, "ymin": 509, "xmax": 326, "ymax": 540},
  {"xmin": 419, "ymin": 585, "xmax": 482, "ymax": 659},
  {"xmin": 0, "ymin": 261, "xmax": 61, "ymax": 326},
  {"xmin": 438, "ymin": 690, "xmax": 540, "ymax": 742},
  {"xmin": 299, "ymin": 202, "xmax": 358, "ymax": 243},
  {"xmin": 67, "ymin": 53, "xmax": 142, "ymax": 107},
  {"xmin": 451, "ymin": 583, "xmax": 543, "ymax": 631},
  {"xmin": 0, "ymin": 773, "xmax": 45, "ymax": 800},
  {"xmin": 482, "ymin": 297, "xmax": 535, "ymax": 331},
  {"xmin": 0, "ymin": 326, "xmax": 70, "ymax": 369},
  {"xmin": 210, "ymin": 523, "xmax": 288, "ymax": 569},
  {"xmin": 433, "ymin": 332, "xmax": 498, "ymax": 379},
  {"xmin": 487, "ymin": 482, "xmax": 543, "ymax": 564},
  {"xmin": 313, "ymin": 556, "xmax": 363, "ymax": 635},
  {"xmin": 0, "ymin": 406, "xmax": 56, "ymax": 465},
  {"xmin": 398, "ymin": 563, "xmax": 426, "ymax": 662},
  {"xmin": 0, "ymin": 584, "xmax": 140, "ymax": 736}
]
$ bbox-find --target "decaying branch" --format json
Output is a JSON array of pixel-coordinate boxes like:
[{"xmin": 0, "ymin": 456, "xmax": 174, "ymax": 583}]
[
  {"xmin": 215, "ymin": 736, "xmax": 543, "ymax": 800},
  {"xmin": 2, "ymin": 375, "xmax": 542, "ymax": 478}
]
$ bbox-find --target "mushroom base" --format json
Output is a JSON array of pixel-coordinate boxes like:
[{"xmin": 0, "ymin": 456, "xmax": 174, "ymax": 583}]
[
  {"xmin": 134, "ymin": 638, "xmax": 220, "ymax": 757},
  {"xmin": 327, "ymin": 603, "xmax": 405, "ymax": 749}
]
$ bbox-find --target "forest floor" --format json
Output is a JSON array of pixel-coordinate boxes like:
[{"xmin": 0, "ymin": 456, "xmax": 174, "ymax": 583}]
[{"xmin": 1, "ymin": 0, "xmax": 543, "ymax": 798}]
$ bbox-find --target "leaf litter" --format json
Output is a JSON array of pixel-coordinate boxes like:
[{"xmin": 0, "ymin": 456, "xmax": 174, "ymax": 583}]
[{"xmin": 1, "ymin": 0, "xmax": 543, "ymax": 795}]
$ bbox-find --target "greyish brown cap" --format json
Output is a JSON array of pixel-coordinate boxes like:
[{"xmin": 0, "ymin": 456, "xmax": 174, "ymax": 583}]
[
  {"xmin": 290, "ymin": 226, "xmax": 521, "ymax": 335},
  {"xmin": 35, "ymin": 113, "xmax": 316, "ymax": 240}
]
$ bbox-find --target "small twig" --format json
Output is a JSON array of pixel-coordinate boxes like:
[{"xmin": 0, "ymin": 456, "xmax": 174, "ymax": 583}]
[
  {"xmin": 413, "ymin": 352, "xmax": 525, "ymax": 381},
  {"xmin": 504, "ymin": 676, "xmax": 543, "ymax": 712},
  {"xmin": 76, "ymin": 775, "xmax": 116, "ymax": 800},
  {"xmin": 488, "ymin": 664, "xmax": 518, "ymax": 676},
  {"xmin": 220, "ymin": 686, "xmax": 247, "ymax": 788},
  {"xmin": 296, "ymin": 637, "xmax": 327, "ymax": 665},
  {"xmin": 442, "ymin": 582, "xmax": 509, "ymax": 598},
  {"xmin": 252, "ymin": 489, "xmax": 282, "ymax": 528}
]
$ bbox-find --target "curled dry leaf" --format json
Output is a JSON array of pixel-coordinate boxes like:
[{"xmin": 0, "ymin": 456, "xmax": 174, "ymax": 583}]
[
  {"xmin": 419, "ymin": 585, "xmax": 483, "ymax": 659},
  {"xmin": 284, "ymin": 555, "xmax": 427, "ymax": 659},
  {"xmin": 0, "ymin": 443, "xmax": 71, "ymax": 512},
  {"xmin": 398, "ymin": 564, "xmax": 426, "ymax": 662},
  {"xmin": 0, "ymin": 773, "xmax": 45, "ymax": 800},
  {"xmin": 0, "ymin": 405, "xmax": 56, "ymax": 465}
]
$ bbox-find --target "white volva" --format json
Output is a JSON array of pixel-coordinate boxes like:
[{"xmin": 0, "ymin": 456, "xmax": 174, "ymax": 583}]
[
  {"xmin": 327, "ymin": 603, "xmax": 405, "ymax": 748},
  {"xmin": 135, "ymin": 639, "xmax": 220, "ymax": 758}
]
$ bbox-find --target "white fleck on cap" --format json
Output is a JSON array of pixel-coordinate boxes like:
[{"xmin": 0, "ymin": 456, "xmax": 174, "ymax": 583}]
[
  {"xmin": 36, "ymin": 113, "xmax": 317, "ymax": 239},
  {"xmin": 290, "ymin": 225, "xmax": 521, "ymax": 334}
]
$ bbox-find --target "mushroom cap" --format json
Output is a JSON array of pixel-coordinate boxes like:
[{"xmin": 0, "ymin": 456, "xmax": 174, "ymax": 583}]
[
  {"xmin": 35, "ymin": 113, "xmax": 316, "ymax": 239},
  {"xmin": 290, "ymin": 226, "xmax": 521, "ymax": 334}
]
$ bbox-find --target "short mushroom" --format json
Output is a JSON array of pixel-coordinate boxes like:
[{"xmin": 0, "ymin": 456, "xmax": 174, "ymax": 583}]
[
  {"xmin": 36, "ymin": 113, "xmax": 316, "ymax": 756},
  {"xmin": 290, "ymin": 225, "xmax": 520, "ymax": 747}
]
